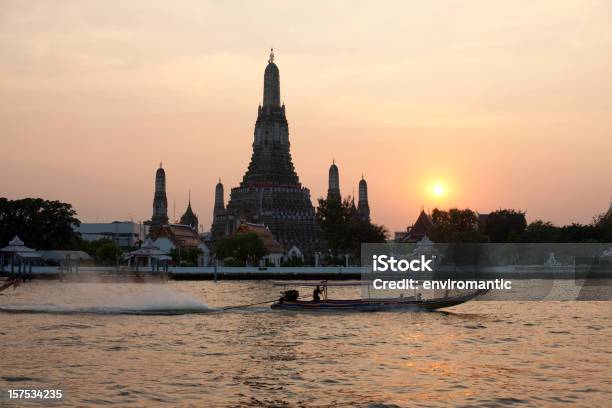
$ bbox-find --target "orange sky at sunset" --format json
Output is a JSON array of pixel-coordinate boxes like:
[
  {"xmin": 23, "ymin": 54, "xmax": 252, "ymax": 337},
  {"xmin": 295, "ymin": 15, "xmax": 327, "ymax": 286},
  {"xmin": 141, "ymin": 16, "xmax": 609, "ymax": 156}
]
[{"xmin": 1, "ymin": 1, "xmax": 611, "ymax": 233}]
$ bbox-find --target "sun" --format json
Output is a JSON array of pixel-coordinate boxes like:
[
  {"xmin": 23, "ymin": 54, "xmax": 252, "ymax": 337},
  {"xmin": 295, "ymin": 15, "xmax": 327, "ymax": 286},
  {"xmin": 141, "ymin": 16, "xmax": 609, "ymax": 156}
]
[{"xmin": 432, "ymin": 183, "xmax": 445, "ymax": 197}]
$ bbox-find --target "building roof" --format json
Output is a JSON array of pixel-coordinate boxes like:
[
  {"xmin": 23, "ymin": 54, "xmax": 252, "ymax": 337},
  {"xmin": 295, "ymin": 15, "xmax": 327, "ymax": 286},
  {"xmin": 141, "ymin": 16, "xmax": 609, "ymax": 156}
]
[
  {"xmin": 236, "ymin": 222, "xmax": 285, "ymax": 254},
  {"xmin": 0, "ymin": 236, "xmax": 36, "ymax": 254},
  {"xmin": 38, "ymin": 250, "xmax": 92, "ymax": 262},
  {"xmin": 179, "ymin": 198, "xmax": 199, "ymax": 230},
  {"xmin": 403, "ymin": 210, "xmax": 434, "ymax": 242},
  {"xmin": 151, "ymin": 224, "xmax": 200, "ymax": 248},
  {"xmin": 126, "ymin": 239, "xmax": 168, "ymax": 257}
]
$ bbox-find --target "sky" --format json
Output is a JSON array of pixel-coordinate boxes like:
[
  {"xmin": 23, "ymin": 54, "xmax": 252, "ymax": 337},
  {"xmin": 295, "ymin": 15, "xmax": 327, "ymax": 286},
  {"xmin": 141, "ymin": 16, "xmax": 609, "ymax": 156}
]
[{"xmin": 1, "ymin": 0, "xmax": 611, "ymax": 233}]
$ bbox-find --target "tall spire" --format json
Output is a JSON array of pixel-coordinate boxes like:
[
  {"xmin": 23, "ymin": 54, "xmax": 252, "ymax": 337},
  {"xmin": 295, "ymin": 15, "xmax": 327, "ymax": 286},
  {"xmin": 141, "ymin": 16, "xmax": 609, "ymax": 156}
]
[
  {"xmin": 150, "ymin": 162, "xmax": 169, "ymax": 229},
  {"xmin": 263, "ymin": 48, "xmax": 280, "ymax": 107},
  {"xmin": 358, "ymin": 176, "xmax": 370, "ymax": 222},
  {"xmin": 327, "ymin": 160, "xmax": 341, "ymax": 202},
  {"xmin": 214, "ymin": 179, "xmax": 225, "ymax": 211},
  {"xmin": 223, "ymin": 50, "xmax": 317, "ymax": 255},
  {"xmin": 180, "ymin": 190, "xmax": 198, "ymax": 230},
  {"xmin": 211, "ymin": 178, "xmax": 226, "ymax": 239}
]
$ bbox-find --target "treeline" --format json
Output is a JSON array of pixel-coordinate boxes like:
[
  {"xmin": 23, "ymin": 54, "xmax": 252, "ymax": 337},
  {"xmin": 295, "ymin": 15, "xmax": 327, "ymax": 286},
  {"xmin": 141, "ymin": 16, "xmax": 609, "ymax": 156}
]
[
  {"xmin": 428, "ymin": 208, "xmax": 612, "ymax": 243},
  {"xmin": 0, "ymin": 198, "xmax": 125, "ymax": 264},
  {"xmin": 0, "ymin": 197, "xmax": 82, "ymax": 249}
]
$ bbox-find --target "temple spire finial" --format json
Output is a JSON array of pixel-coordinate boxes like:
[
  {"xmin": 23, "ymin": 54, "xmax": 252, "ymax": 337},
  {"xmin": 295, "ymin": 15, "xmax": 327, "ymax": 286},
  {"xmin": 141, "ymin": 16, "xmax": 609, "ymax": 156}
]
[{"xmin": 269, "ymin": 48, "xmax": 274, "ymax": 64}]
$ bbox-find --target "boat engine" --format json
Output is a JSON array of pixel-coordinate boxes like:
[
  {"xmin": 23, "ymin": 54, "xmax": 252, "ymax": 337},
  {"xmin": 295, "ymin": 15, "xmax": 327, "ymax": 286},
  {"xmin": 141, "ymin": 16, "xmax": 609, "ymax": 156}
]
[{"xmin": 280, "ymin": 290, "xmax": 299, "ymax": 302}]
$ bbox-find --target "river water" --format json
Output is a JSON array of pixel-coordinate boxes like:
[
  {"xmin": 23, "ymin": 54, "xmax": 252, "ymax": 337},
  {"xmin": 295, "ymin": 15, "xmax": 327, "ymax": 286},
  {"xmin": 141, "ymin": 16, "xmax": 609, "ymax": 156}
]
[{"xmin": 0, "ymin": 280, "xmax": 610, "ymax": 407}]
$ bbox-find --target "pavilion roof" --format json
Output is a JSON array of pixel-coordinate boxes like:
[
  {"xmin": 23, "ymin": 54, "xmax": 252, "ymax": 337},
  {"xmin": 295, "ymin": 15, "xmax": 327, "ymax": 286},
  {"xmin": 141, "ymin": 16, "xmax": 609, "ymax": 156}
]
[
  {"xmin": 0, "ymin": 236, "xmax": 37, "ymax": 254},
  {"xmin": 126, "ymin": 239, "xmax": 168, "ymax": 257}
]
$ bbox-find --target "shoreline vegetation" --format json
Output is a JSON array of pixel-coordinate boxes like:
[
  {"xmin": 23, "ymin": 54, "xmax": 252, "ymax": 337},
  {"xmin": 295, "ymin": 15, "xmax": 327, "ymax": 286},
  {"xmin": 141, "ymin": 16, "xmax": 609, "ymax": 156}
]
[{"xmin": 1, "ymin": 197, "xmax": 611, "ymax": 269}]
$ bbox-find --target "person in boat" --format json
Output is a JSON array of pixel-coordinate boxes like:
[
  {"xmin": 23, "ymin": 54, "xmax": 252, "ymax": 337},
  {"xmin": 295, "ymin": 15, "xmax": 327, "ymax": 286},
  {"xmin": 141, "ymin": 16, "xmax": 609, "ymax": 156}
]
[{"xmin": 312, "ymin": 285, "xmax": 322, "ymax": 302}]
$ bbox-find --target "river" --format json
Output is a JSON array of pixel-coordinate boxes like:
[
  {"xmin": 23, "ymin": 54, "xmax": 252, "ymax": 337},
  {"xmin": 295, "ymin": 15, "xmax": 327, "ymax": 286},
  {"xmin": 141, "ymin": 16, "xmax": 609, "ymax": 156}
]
[{"xmin": 0, "ymin": 280, "xmax": 610, "ymax": 407}]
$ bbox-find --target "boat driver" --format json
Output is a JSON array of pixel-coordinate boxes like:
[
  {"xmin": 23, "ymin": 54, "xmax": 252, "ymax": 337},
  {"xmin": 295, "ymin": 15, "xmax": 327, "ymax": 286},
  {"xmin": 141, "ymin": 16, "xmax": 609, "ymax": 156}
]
[{"xmin": 312, "ymin": 285, "xmax": 322, "ymax": 302}]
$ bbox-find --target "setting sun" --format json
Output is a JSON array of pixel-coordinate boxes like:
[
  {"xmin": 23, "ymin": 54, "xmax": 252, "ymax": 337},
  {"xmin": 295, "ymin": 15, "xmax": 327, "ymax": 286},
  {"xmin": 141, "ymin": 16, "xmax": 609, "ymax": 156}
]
[{"xmin": 432, "ymin": 183, "xmax": 445, "ymax": 197}]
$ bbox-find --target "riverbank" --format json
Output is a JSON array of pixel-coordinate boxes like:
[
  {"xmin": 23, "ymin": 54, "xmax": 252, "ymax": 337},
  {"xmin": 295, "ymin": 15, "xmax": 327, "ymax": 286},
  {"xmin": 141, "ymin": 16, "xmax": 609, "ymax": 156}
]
[{"xmin": 1, "ymin": 264, "xmax": 610, "ymax": 280}]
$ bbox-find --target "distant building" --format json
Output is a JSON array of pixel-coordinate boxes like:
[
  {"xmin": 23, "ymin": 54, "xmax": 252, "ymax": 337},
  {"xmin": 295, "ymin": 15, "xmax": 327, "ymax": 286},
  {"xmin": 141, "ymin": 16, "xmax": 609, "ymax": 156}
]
[
  {"xmin": 179, "ymin": 192, "xmax": 199, "ymax": 231},
  {"xmin": 74, "ymin": 221, "xmax": 148, "ymax": 248},
  {"xmin": 38, "ymin": 250, "xmax": 93, "ymax": 266},
  {"xmin": 358, "ymin": 176, "xmax": 370, "ymax": 222},
  {"xmin": 211, "ymin": 179, "xmax": 227, "ymax": 240},
  {"xmin": 0, "ymin": 236, "xmax": 42, "ymax": 272},
  {"xmin": 222, "ymin": 49, "xmax": 317, "ymax": 256},
  {"xmin": 236, "ymin": 222, "xmax": 285, "ymax": 266},
  {"xmin": 477, "ymin": 213, "xmax": 490, "ymax": 230},
  {"xmin": 145, "ymin": 163, "xmax": 169, "ymax": 235},
  {"xmin": 150, "ymin": 224, "xmax": 210, "ymax": 266},
  {"xmin": 397, "ymin": 209, "xmax": 434, "ymax": 243},
  {"xmin": 327, "ymin": 160, "xmax": 341, "ymax": 202}
]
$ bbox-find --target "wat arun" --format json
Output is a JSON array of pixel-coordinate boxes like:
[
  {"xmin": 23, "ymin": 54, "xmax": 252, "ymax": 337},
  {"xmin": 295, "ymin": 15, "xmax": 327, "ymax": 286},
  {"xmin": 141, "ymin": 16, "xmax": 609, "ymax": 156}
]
[{"xmin": 216, "ymin": 50, "xmax": 317, "ymax": 256}]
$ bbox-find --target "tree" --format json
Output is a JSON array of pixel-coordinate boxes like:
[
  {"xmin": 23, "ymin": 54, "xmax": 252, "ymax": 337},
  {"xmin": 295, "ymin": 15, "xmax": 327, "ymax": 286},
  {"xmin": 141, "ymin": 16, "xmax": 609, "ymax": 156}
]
[
  {"xmin": 316, "ymin": 196, "xmax": 387, "ymax": 261},
  {"xmin": 95, "ymin": 242, "xmax": 122, "ymax": 265},
  {"xmin": 0, "ymin": 197, "xmax": 82, "ymax": 249},
  {"xmin": 557, "ymin": 223, "xmax": 597, "ymax": 243},
  {"xmin": 82, "ymin": 238, "xmax": 114, "ymax": 258},
  {"xmin": 593, "ymin": 208, "xmax": 612, "ymax": 242},
  {"xmin": 429, "ymin": 208, "xmax": 487, "ymax": 243},
  {"xmin": 482, "ymin": 209, "xmax": 527, "ymax": 242},
  {"xmin": 215, "ymin": 233, "xmax": 268, "ymax": 266},
  {"xmin": 519, "ymin": 220, "xmax": 559, "ymax": 242},
  {"xmin": 315, "ymin": 197, "xmax": 350, "ymax": 255},
  {"xmin": 169, "ymin": 247, "xmax": 202, "ymax": 266}
]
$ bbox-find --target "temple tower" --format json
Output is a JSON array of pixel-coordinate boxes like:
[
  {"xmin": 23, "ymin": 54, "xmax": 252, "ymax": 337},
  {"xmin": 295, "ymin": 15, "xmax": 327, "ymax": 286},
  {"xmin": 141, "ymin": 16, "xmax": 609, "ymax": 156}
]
[
  {"xmin": 180, "ymin": 191, "xmax": 199, "ymax": 231},
  {"xmin": 224, "ymin": 49, "xmax": 317, "ymax": 255},
  {"xmin": 327, "ymin": 160, "xmax": 341, "ymax": 202},
  {"xmin": 211, "ymin": 179, "xmax": 226, "ymax": 239},
  {"xmin": 358, "ymin": 176, "xmax": 370, "ymax": 222},
  {"xmin": 151, "ymin": 163, "xmax": 169, "ymax": 225}
]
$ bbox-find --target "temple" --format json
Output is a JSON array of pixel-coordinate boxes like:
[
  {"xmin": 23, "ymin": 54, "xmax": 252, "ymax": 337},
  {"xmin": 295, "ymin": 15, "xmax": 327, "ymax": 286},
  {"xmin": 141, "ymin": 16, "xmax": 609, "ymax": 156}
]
[
  {"xmin": 327, "ymin": 160, "xmax": 341, "ymax": 202},
  {"xmin": 358, "ymin": 176, "xmax": 370, "ymax": 221},
  {"xmin": 179, "ymin": 191, "xmax": 199, "ymax": 231},
  {"xmin": 397, "ymin": 208, "xmax": 434, "ymax": 242},
  {"xmin": 221, "ymin": 50, "xmax": 317, "ymax": 256},
  {"xmin": 146, "ymin": 163, "xmax": 169, "ymax": 235},
  {"xmin": 211, "ymin": 179, "xmax": 226, "ymax": 239}
]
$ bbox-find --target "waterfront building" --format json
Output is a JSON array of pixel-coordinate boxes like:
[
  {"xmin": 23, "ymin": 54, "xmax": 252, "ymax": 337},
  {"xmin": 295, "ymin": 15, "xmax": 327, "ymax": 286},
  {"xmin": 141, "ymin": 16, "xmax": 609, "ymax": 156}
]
[
  {"xmin": 222, "ymin": 50, "xmax": 317, "ymax": 256},
  {"xmin": 74, "ymin": 221, "xmax": 148, "ymax": 248},
  {"xmin": 146, "ymin": 163, "xmax": 169, "ymax": 235},
  {"xmin": 150, "ymin": 224, "xmax": 210, "ymax": 266},
  {"xmin": 236, "ymin": 222, "xmax": 285, "ymax": 266},
  {"xmin": 0, "ymin": 236, "xmax": 42, "ymax": 273},
  {"xmin": 38, "ymin": 250, "xmax": 93, "ymax": 266},
  {"xmin": 125, "ymin": 239, "xmax": 171, "ymax": 269},
  {"xmin": 327, "ymin": 160, "xmax": 341, "ymax": 202},
  {"xmin": 358, "ymin": 176, "xmax": 370, "ymax": 222}
]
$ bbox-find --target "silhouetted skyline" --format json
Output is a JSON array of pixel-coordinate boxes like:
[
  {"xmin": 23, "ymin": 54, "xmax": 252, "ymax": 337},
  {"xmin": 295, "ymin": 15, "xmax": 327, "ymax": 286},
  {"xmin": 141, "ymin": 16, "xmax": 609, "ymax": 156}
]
[{"xmin": 1, "ymin": 1, "xmax": 611, "ymax": 231}]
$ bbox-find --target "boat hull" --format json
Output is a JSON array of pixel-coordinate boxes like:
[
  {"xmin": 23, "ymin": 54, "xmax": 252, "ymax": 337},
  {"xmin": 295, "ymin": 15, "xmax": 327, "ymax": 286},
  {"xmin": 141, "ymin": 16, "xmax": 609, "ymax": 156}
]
[{"xmin": 271, "ymin": 290, "xmax": 487, "ymax": 311}]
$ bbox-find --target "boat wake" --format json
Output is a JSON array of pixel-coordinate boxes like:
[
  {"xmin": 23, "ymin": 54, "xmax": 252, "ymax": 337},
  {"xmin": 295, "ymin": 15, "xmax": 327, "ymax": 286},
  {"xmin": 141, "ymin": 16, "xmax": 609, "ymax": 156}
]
[
  {"xmin": 0, "ymin": 304, "xmax": 214, "ymax": 315},
  {"xmin": 0, "ymin": 282, "xmax": 215, "ymax": 315}
]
